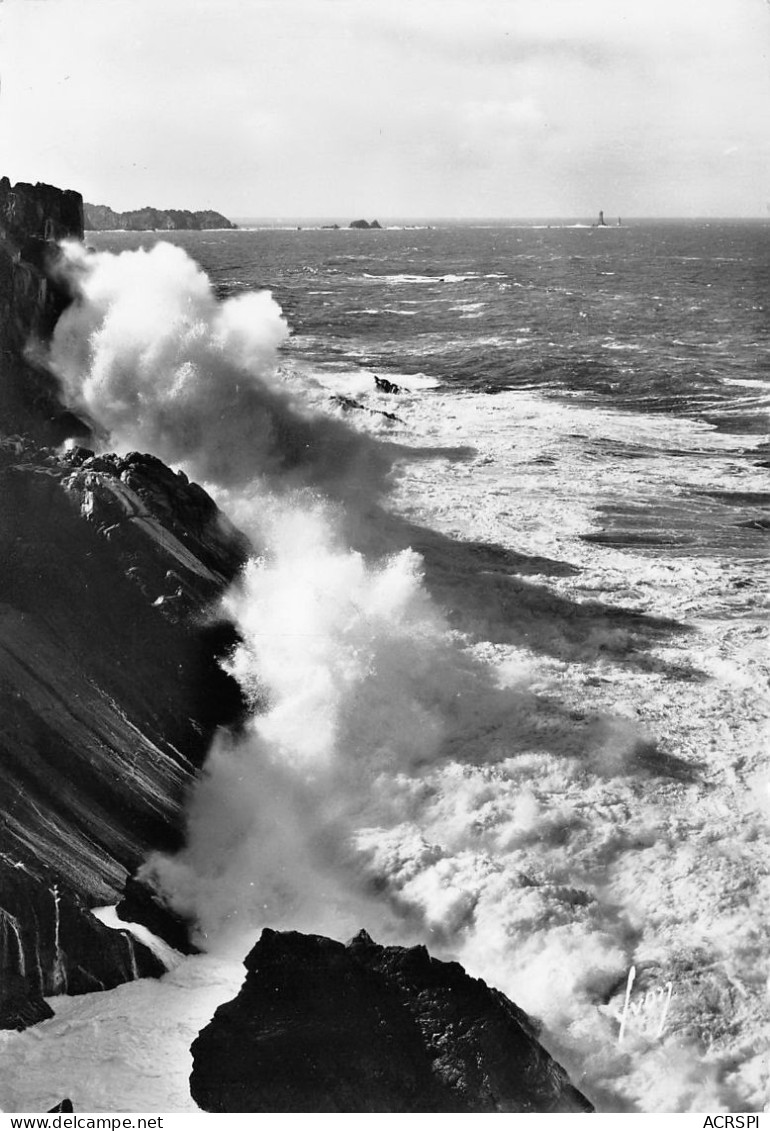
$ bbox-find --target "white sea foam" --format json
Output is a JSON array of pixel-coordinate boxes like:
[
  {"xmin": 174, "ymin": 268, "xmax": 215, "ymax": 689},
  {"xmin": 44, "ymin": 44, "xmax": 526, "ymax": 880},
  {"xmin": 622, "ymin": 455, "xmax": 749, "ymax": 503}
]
[
  {"xmin": 0, "ymin": 956, "xmax": 244, "ymax": 1113},
  {"xmin": 7, "ymin": 241, "xmax": 765, "ymax": 1114},
  {"xmin": 451, "ymin": 302, "xmax": 486, "ymax": 315},
  {"xmin": 722, "ymin": 377, "xmax": 770, "ymax": 390},
  {"xmin": 362, "ymin": 272, "xmax": 477, "ymax": 285},
  {"xmin": 48, "ymin": 241, "xmax": 398, "ymax": 516},
  {"xmin": 92, "ymin": 905, "xmax": 183, "ymax": 971},
  {"xmin": 350, "ymin": 307, "xmax": 419, "ymax": 316}
]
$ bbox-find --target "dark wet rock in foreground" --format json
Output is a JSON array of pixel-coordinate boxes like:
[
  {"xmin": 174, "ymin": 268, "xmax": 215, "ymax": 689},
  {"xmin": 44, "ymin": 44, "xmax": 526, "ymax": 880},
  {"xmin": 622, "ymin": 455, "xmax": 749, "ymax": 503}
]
[
  {"xmin": 0, "ymin": 439, "xmax": 249, "ymax": 1026},
  {"xmin": 47, "ymin": 1100, "xmax": 74, "ymax": 1114},
  {"xmin": 190, "ymin": 928, "xmax": 594, "ymax": 1113},
  {"xmin": 116, "ymin": 874, "xmax": 201, "ymax": 956}
]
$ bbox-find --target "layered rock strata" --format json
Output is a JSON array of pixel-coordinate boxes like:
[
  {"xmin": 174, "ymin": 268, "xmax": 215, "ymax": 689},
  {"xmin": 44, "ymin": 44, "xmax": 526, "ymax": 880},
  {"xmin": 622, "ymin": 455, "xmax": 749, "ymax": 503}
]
[
  {"xmin": 0, "ymin": 440, "xmax": 249, "ymax": 1026},
  {"xmin": 0, "ymin": 177, "xmax": 249, "ymax": 1026}
]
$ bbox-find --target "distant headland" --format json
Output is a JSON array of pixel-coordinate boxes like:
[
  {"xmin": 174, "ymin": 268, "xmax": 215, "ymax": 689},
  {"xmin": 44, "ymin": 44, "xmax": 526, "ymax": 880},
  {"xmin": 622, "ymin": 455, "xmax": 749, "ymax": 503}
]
[{"xmin": 84, "ymin": 202, "xmax": 237, "ymax": 232}]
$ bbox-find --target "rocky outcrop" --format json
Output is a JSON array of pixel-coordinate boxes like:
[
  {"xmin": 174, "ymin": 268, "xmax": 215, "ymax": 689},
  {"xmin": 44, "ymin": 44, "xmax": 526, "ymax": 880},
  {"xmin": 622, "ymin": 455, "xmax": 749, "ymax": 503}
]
[
  {"xmin": 349, "ymin": 219, "xmax": 382, "ymax": 230},
  {"xmin": 331, "ymin": 393, "xmax": 403, "ymax": 424},
  {"xmin": 115, "ymin": 874, "xmax": 200, "ymax": 956},
  {"xmin": 0, "ymin": 177, "xmax": 85, "ymax": 441},
  {"xmin": 58, "ymin": 445, "xmax": 251, "ymax": 617},
  {"xmin": 0, "ymin": 868, "xmax": 166, "ymax": 1031},
  {"xmin": 0, "ymin": 178, "xmax": 83, "ymax": 248},
  {"xmin": 190, "ymin": 929, "xmax": 594, "ymax": 1113},
  {"xmin": 84, "ymin": 203, "xmax": 236, "ymax": 232},
  {"xmin": 0, "ymin": 176, "xmax": 253, "ymax": 1027},
  {"xmin": 374, "ymin": 376, "xmax": 403, "ymax": 395},
  {"xmin": 47, "ymin": 1101, "xmax": 74, "ymax": 1113},
  {"xmin": 0, "ymin": 439, "xmax": 249, "ymax": 1026}
]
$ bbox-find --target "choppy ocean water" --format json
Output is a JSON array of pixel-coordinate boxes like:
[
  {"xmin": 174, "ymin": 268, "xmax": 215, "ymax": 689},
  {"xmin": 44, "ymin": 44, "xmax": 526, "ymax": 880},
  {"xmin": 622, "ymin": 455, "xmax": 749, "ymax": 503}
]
[
  {"xmin": 97, "ymin": 221, "xmax": 770, "ymax": 553},
  {"xmin": 100, "ymin": 221, "xmax": 770, "ymax": 409},
  {"xmin": 1, "ymin": 222, "xmax": 768, "ymax": 1113}
]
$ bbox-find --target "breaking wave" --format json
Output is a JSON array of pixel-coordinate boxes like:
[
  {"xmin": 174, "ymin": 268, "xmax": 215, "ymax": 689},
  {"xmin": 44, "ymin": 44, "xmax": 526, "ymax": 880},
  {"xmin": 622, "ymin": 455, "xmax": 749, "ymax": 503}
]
[{"xmin": 45, "ymin": 239, "xmax": 769, "ymax": 1113}]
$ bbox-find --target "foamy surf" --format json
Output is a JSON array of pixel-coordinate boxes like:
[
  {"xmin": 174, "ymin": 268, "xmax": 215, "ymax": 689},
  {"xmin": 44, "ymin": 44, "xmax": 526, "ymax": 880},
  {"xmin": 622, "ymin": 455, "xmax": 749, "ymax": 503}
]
[
  {"xmin": 5, "ymin": 237, "xmax": 763, "ymax": 1115},
  {"xmin": 0, "ymin": 956, "xmax": 245, "ymax": 1113},
  {"xmin": 92, "ymin": 906, "xmax": 183, "ymax": 972}
]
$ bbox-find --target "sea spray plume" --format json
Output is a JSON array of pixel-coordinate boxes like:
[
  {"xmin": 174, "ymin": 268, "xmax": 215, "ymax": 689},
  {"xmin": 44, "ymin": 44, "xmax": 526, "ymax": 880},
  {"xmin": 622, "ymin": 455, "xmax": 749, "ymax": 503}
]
[
  {"xmin": 47, "ymin": 238, "xmax": 548, "ymax": 953},
  {"xmin": 48, "ymin": 241, "xmax": 395, "ymax": 503},
  {"xmin": 47, "ymin": 239, "xmax": 750, "ymax": 1109},
  {"xmin": 136, "ymin": 499, "xmax": 649, "ymax": 1057},
  {"xmin": 140, "ymin": 494, "xmax": 643, "ymax": 1089},
  {"xmin": 142, "ymin": 500, "xmax": 528, "ymax": 948}
]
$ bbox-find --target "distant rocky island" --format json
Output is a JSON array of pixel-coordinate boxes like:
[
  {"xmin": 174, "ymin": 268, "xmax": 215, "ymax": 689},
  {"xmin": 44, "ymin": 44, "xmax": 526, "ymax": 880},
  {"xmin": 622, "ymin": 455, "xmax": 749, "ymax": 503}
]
[
  {"xmin": 84, "ymin": 202, "xmax": 237, "ymax": 232},
  {"xmin": 349, "ymin": 218, "xmax": 382, "ymax": 229}
]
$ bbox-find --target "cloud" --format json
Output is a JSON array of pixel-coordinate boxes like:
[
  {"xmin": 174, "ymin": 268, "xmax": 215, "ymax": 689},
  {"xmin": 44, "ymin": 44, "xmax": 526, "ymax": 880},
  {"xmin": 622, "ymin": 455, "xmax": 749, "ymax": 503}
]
[{"xmin": 1, "ymin": 0, "xmax": 768, "ymax": 216}]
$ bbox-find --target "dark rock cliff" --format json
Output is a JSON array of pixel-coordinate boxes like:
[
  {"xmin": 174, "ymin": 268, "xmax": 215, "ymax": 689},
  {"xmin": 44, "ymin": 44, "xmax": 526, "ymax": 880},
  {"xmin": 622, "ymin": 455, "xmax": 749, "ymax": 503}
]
[
  {"xmin": 0, "ymin": 178, "xmax": 250, "ymax": 1027},
  {"xmin": 0, "ymin": 440, "xmax": 249, "ymax": 1026},
  {"xmin": 84, "ymin": 203, "xmax": 236, "ymax": 231},
  {"xmin": 190, "ymin": 929, "xmax": 594, "ymax": 1113},
  {"xmin": 0, "ymin": 178, "xmax": 85, "ymax": 442}
]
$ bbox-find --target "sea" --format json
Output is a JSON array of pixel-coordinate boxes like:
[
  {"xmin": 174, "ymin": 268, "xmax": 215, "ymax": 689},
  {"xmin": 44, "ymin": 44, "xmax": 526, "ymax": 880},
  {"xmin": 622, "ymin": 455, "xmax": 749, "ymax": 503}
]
[{"xmin": 1, "ymin": 219, "xmax": 768, "ymax": 1114}]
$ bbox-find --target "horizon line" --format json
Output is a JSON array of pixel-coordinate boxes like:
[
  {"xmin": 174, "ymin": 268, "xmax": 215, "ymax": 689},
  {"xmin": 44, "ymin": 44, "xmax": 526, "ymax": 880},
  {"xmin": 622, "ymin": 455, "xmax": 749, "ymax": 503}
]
[{"xmin": 226, "ymin": 214, "xmax": 770, "ymax": 224}]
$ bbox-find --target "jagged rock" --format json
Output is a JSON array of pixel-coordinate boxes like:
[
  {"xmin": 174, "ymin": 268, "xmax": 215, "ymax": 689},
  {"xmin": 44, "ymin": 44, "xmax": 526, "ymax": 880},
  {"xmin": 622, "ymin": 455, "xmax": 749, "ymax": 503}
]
[
  {"xmin": 48, "ymin": 1101, "xmax": 74, "ymax": 1113},
  {"xmin": 116, "ymin": 875, "xmax": 200, "ymax": 956},
  {"xmin": 0, "ymin": 177, "xmax": 86, "ymax": 441},
  {"xmin": 0, "ymin": 177, "xmax": 251, "ymax": 1026},
  {"xmin": 331, "ymin": 393, "xmax": 367, "ymax": 412},
  {"xmin": 60, "ymin": 446, "xmax": 251, "ymax": 617},
  {"xmin": 0, "ymin": 176, "xmax": 83, "ymax": 247},
  {"xmin": 331, "ymin": 394, "xmax": 403, "ymax": 425},
  {"xmin": 83, "ymin": 203, "xmax": 236, "ymax": 232},
  {"xmin": 348, "ymin": 219, "xmax": 382, "ymax": 230},
  {"xmin": 374, "ymin": 376, "xmax": 402, "ymax": 395},
  {"xmin": 0, "ymin": 867, "xmax": 165, "ymax": 1031},
  {"xmin": 0, "ymin": 992, "xmax": 54, "ymax": 1032},
  {"xmin": 190, "ymin": 929, "xmax": 594, "ymax": 1113},
  {"xmin": 0, "ymin": 439, "xmax": 249, "ymax": 1025}
]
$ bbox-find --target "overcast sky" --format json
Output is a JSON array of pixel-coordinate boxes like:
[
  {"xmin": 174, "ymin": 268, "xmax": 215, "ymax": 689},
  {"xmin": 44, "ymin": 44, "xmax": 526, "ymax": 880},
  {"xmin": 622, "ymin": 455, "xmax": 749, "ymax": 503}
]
[{"xmin": 1, "ymin": 0, "xmax": 769, "ymax": 219}]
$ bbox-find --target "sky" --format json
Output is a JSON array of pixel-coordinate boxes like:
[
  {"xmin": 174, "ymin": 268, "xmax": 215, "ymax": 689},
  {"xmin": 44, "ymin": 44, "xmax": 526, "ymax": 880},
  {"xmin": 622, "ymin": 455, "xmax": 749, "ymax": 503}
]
[{"xmin": 0, "ymin": 0, "xmax": 769, "ymax": 219}]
